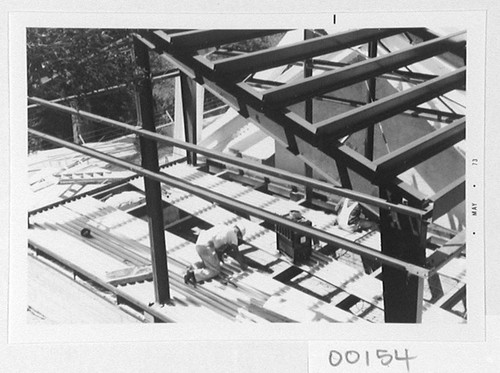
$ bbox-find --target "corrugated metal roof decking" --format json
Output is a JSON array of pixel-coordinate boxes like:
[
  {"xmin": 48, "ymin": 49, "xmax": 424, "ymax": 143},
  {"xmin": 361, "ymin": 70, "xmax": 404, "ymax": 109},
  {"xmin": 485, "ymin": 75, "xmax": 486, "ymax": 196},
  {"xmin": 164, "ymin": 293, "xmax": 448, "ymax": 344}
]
[
  {"xmin": 30, "ymin": 200, "xmax": 260, "ymax": 322},
  {"xmin": 28, "ymin": 162, "xmax": 465, "ymax": 323},
  {"xmin": 29, "ymin": 195, "xmax": 371, "ymax": 323},
  {"xmin": 128, "ymin": 167, "xmax": 384, "ymax": 299},
  {"xmin": 132, "ymin": 162, "xmax": 466, "ymax": 322},
  {"xmin": 152, "ymin": 162, "xmax": 369, "ymax": 242}
]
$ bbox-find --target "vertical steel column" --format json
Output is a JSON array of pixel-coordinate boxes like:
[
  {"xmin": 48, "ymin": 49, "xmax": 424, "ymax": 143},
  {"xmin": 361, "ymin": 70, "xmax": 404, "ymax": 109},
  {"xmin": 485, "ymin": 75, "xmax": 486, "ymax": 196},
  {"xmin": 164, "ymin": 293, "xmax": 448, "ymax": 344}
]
[
  {"xmin": 133, "ymin": 37, "xmax": 171, "ymax": 304},
  {"xmin": 361, "ymin": 40, "xmax": 378, "ymax": 275},
  {"xmin": 364, "ymin": 40, "xmax": 377, "ymax": 161},
  {"xmin": 180, "ymin": 73, "xmax": 198, "ymax": 165},
  {"xmin": 304, "ymin": 30, "xmax": 314, "ymax": 202},
  {"xmin": 379, "ymin": 186, "xmax": 427, "ymax": 323},
  {"xmin": 336, "ymin": 161, "xmax": 353, "ymax": 189}
]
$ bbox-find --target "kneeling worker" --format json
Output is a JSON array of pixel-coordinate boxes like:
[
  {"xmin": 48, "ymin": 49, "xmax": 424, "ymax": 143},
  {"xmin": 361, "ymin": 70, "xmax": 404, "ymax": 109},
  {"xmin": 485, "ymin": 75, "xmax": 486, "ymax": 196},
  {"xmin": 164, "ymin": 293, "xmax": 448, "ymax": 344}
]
[{"xmin": 184, "ymin": 224, "xmax": 248, "ymax": 285}]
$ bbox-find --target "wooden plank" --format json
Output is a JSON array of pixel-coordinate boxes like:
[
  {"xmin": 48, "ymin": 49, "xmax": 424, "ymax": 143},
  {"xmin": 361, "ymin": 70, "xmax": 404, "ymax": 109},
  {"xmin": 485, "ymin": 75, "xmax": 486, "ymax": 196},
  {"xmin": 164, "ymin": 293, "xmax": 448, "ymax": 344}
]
[{"xmin": 106, "ymin": 266, "xmax": 153, "ymax": 286}]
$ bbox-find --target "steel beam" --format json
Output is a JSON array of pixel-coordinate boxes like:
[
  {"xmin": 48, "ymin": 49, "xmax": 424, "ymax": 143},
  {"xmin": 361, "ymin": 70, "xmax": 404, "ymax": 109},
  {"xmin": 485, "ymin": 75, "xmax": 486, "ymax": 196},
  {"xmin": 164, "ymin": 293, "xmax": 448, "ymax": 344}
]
[
  {"xmin": 304, "ymin": 30, "xmax": 314, "ymax": 201},
  {"xmin": 163, "ymin": 29, "xmax": 286, "ymax": 52},
  {"xmin": 304, "ymin": 29, "xmax": 314, "ymax": 123},
  {"xmin": 211, "ymin": 28, "xmax": 406, "ymax": 79},
  {"xmin": 365, "ymin": 40, "xmax": 377, "ymax": 161},
  {"xmin": 27, "ymin": 96, "xmax": 427, "ymax": 218},
  {"xmin": 430, "ymin": 175, "xmax": 465, "ymax": 220},
  {"xmin": 441, "ymin": 284, "xmax": 466, "ymax": 312},
  {"xmin": 263, "ymin": 31, "xmax": 466, "ymax": 107},
  {"xmin": 180, "ymin": 73, "xmax": 198, "ymax": 165},
  {"xmin": 28, "ymin": 127, "xmax": 431, "ymax": 278},
  {"xmin": 311, "ymin": 59, "xmax": 441, "ymax": 84},
  {"xmin": 336, "ymin": 160, "xmax": 353, "ymax": 189},
  {"xmin": 149, "ymin": 30, "xmax": 387, "ymax": 181},
  {"xmin": 426, "ymin": 230, "xmax": 465, "ymax": 275},
  {"xmin": 245, "ymin": 61, "xmax": 442, "ymax": 87},
  {"xmin": 379, "ymin": 186, "xmax": 428, "ymax": 323},
  {"xmin": 409, "ymin": 29, "xmax": 466, "ymax": 67},
  {"xmin": 141, "ymin": 31, "xmax": 429, "ymax": 204},
  {"xmin": 315, "ymin": 67, "xmax": 466, "ymax": 138},
  {"xmin": 375, "ymin": 118, "xmax": 465, "ymax": 178},
  {"xmin": 133, "ymin": 38, "xmax": 171, "ymax": 304},
  {"xmin": 301, "ymin": 93, "xmax": 463, "ymax": 123}
]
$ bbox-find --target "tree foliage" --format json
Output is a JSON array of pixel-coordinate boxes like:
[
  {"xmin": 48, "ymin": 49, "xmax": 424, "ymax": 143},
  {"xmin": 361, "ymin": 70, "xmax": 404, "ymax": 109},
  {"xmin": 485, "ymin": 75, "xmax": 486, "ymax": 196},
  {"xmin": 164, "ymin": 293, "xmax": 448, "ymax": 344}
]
[
  {"xmin": 27, "ymin": 28, "xmax": 143, "ymax": 151},
  {"xmin": 26, "ymin": 28, "xmax": 284, "ymax": 152},
  {"xmin": 224, "ymin": 33, "xmax": 285, "ymax": 52},
  {"xmin": 27, "ymin": 28, "xmax": 136, "ymax": 100}
]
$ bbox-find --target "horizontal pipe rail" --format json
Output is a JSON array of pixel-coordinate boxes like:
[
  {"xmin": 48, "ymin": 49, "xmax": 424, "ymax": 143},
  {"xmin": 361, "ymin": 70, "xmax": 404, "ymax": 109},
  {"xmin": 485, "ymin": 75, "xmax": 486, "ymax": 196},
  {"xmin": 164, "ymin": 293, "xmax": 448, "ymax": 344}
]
[
  {"xmin": 315, "ymin": 67, "xmax": 466, "ymax": 138},
  {"xmin": 375, "ymin": 117, "xmax": 466, "ymax": 178},
  {"xmin": 27, "ymin": 69, "xmax": 180, "ymax": 110},
  {"xmin": 28, "ymin": 240, "xmax": 175, "ymax": 322},
  {"xmin": 28, "ymin": 127, "xmax": 431, "ymax": 278},
  {"xmin": 28, "ymin": 96, "xmax": 425, "ymax": 218},
  {"xmin": 263, "ymin": 30, "xmax": 466, "ymax": 106}
]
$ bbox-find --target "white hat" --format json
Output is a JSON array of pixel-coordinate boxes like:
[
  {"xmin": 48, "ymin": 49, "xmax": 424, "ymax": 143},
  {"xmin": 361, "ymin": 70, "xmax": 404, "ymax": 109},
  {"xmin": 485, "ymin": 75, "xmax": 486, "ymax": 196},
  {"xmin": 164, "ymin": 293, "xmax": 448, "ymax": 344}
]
[{"xmin": 235, "ymin": 225, "xmax": 246, "ymax": 239}]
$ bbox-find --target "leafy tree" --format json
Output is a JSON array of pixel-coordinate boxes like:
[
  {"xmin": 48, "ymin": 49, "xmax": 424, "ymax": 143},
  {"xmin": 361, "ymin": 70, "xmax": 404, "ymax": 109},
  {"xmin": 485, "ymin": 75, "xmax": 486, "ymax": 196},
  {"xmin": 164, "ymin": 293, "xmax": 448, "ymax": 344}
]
[
  {"xmin": 27, "ymin": 28, "xmax": 136, "ymax": 100},
  {"xmin": 26, "ymin": 29, "xmax": 284, "ymax": 151},
  {"xmin": 27, "ymin": 29, "xmax": 156, "ymax": 151}
]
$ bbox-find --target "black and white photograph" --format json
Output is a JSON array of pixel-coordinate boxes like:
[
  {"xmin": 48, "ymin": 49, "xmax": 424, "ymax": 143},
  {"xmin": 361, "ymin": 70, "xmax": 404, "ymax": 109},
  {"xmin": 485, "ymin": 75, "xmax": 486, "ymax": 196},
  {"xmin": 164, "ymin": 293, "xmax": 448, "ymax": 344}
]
[
  {"xmin": 25, "ymin": 26, "xmax": 467, "ymax": 325},
  {"xmin": 3, "ymin": 3, "xmax": 499, "ymax": 372}
]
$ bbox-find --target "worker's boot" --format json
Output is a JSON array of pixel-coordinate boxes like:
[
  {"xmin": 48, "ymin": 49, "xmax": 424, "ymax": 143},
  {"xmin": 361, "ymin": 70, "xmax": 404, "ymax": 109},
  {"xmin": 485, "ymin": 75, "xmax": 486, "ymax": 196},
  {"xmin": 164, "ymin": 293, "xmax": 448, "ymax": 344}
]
[{"xmin": 183, "ymin": 269, "xmax": 196, "ymax": 286}]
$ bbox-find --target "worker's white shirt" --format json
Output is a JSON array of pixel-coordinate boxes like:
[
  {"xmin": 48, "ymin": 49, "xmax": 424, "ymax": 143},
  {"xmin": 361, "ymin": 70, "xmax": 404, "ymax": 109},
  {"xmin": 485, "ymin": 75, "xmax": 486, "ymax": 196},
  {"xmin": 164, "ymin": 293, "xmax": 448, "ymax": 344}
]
[
  {"xmin": 196, "ymin": 225, "xmax": 238, "ymax": 249},
  {"xmin": 337, "ymin": 198, "xmax": 360, "ymax": 232}
]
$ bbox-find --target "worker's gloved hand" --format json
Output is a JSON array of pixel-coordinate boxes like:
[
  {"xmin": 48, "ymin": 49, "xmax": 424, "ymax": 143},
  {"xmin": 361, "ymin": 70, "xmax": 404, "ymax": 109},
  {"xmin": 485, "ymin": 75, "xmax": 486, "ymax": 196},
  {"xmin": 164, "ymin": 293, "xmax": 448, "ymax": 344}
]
[{"xmin": 216, "ymin": 248, "xmax": 226, "ymax": 263}]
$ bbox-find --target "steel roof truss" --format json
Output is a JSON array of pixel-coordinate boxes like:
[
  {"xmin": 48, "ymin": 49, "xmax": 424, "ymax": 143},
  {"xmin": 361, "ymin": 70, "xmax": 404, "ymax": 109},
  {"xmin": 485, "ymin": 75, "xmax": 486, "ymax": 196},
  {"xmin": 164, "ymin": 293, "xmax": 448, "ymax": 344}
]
[
  {"xmin": 212, "ymin": 28, "xmax": 407, "ymax": 78},
  {"xmin": 315, "ymin": 66, "xmax": 466, "ymax": 138},
  {"xmin": 262, "ymin": 30, "xmax": 466, "ymax": 107},
  {"xmin": 139, "ymin": 31, "xmax": 431, "ymax": 204}
]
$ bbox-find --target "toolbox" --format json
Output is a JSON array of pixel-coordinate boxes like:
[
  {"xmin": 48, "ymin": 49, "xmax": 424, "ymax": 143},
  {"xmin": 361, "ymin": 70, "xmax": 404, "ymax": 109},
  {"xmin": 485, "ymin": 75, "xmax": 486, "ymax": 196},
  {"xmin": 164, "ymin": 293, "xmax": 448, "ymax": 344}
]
[{"xmin": 275, "ymin": 210, "xmax": 312, "ymax": 264}]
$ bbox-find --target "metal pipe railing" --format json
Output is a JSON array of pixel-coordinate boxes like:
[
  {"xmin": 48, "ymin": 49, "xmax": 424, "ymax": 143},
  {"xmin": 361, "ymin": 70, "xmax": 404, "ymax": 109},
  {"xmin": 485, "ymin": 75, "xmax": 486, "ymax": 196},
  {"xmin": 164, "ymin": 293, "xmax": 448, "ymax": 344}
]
[
  {"xmin": 28, "ymin": 127, "xmax": 431, "ymax": 278},
  {"xmin": 28, "ymin": 96, "xmax": 426, "ymax": 218}
]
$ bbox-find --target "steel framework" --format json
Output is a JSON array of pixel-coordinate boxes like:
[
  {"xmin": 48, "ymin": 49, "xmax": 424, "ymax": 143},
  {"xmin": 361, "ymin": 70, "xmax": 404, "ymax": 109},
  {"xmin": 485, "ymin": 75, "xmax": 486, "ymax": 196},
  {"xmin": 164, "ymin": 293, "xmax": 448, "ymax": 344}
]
[{"xmin": 28, "ymin": 28, "xmax": 466, "ymax": 323}]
